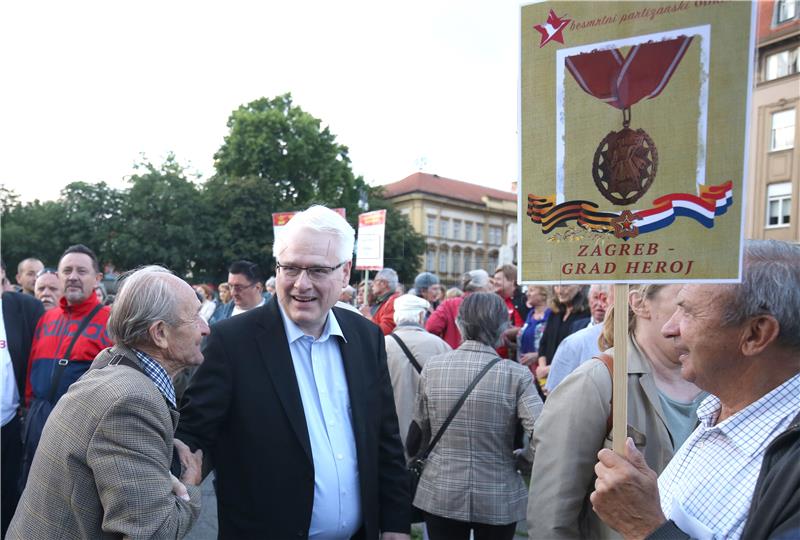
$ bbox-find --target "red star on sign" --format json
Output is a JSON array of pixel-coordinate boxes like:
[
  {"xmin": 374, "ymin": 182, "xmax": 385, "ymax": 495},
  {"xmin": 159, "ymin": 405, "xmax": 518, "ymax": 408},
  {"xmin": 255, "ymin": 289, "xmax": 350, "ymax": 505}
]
[
  {"xmin": 611, "ymin": 210, "xmax": 640, "ymax": 239},
  {"xmin": 534, "ymin": 9, "xmax": 571, "ymax": 48}
]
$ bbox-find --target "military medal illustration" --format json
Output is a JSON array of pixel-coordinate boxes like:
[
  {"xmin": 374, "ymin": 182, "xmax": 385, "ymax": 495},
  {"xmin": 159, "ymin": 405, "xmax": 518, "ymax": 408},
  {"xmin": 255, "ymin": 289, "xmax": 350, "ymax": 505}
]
[{"xmin": 566, "ymin": 36, "xmax": 693, "ymax": 205}]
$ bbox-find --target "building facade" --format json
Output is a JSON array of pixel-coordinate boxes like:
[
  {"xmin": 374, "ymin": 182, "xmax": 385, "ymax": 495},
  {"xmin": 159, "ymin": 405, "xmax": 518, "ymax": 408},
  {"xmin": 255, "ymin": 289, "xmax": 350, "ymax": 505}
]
[
  {"xmin": 746, "ymin": 0, "xmax": 799, "ymax": 242},
  {"xmin": 380, "ymin": 172, "xmax": 517, "ymax": 284}
]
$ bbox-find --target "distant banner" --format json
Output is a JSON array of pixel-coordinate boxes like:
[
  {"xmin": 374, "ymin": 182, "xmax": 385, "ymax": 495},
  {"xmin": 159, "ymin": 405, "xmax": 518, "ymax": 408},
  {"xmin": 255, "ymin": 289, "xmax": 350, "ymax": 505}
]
[
  {"xmin": 272, "ymin": 208, "xmax": 346, "ymax": 242},
  {"xmin": 355, "ymin": 210, "xmax": 387, "ymax": 271}
]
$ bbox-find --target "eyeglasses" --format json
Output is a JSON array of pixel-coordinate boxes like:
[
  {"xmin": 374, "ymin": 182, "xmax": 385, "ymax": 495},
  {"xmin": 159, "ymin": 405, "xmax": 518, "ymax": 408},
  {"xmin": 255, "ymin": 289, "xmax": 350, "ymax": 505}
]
[
  {"xmin": 228, "ymin": 282, "xmax": 257, "ymax": 293},
  {"xmin": 276, "ymin": 261, "xmax": 347, "ymax": 281},
  {"xmin": 36, "ymin": 267, "xmax": 58, "ymax": 278}
]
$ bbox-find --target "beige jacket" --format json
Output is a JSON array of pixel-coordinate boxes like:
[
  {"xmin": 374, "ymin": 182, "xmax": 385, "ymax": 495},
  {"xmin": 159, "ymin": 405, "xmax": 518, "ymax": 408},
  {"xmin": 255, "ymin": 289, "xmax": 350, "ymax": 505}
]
[
  {"xmin": 385, "ymin": 324, "xmax": 452, "ymax": 458},
  {"xmin": 412, "ymin": 340, "xmax": 543, "ymax": 525},
  {"xmin": 8, "ymin": 345, "xmax": 200, "ymax": 539},
  {"xmin": 527, "ymin": 336, "xmax": 677, "ymax": 540}
]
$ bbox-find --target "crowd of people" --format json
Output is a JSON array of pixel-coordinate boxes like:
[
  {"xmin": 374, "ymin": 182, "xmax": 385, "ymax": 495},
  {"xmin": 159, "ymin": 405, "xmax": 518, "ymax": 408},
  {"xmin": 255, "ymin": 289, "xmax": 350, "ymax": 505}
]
[{"xmin": 1, "ymin": 205, "xmax": 798, "ymax": 539}]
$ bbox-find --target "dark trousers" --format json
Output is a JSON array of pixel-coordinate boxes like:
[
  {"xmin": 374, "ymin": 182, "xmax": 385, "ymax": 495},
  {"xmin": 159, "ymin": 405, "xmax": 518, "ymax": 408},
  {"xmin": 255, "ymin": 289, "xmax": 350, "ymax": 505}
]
[
  {"xmin": 1, "ymin": 415, "xmax": 22, "ymax": 538},
  {"xmin": 424, "ymin": 512, "xmax": 517, "ymax": 540}
]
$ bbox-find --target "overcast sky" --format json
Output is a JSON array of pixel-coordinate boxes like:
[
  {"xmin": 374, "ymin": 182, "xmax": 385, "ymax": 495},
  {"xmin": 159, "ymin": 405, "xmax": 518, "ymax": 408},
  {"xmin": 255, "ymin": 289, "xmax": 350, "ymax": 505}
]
[{"xmin": 1, "ymin": 0, "xmax": 526, "ymax": 203}]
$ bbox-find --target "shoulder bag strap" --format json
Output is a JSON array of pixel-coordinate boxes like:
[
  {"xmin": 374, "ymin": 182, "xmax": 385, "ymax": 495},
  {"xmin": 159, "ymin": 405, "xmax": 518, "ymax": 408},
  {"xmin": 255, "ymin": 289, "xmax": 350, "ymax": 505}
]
[
  {"xmin": 596, "ymin": 353, "xmax": 615, "ymax": 436},
  {"xmin": 389, "ymin": 333, "xmax": 423, "ymax": 374},
  {"xmin": 47, "ymin": 304, "xmax": 104, "ymax": 403},
  {"xmin": 420, "ymin": 357, "xmax": 501, "ymax": 460}
]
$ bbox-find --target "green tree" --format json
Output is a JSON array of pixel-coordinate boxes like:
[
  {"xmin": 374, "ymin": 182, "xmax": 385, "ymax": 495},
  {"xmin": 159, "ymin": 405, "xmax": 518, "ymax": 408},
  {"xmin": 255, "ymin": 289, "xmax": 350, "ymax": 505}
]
[
  {"xmin": 58, "ymin": 181, "xmax": 124, "ymax": 263},
  {"xmin": 1, "ymin": 188, "xmax": 67, "ymax": 271},
  {"xmin": 112, "ymin": 155, "xmax": 208, "ymax": 278},
  {"xmin": 204, "ymin": 93, "xmax": 423, "ymax": 283}
]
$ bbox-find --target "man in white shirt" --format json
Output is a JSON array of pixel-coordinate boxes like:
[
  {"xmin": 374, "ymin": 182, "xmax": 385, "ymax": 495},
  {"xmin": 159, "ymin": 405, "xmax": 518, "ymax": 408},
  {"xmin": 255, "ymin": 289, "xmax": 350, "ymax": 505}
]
[
  {"xmin": 544, "ymin": 284, "xmax": 614, "ymax": 392},
  {"xmin": 591, "ymin": 240, "xmax": 800, "ymax": 539}
]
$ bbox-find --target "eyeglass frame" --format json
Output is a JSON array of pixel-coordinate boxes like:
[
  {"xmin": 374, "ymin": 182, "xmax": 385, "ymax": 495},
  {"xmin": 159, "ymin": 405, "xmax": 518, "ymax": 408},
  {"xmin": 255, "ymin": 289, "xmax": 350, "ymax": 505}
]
[
  {"xmin": 36, "ymin": 267, "xmax": 58, "ymax": 278},
  {"xmin": 227, "ymin": 282, "xmax": 259, "ymax": 293},
  {"xmin": 275, "ymin": 260, "xmax": 349, "ymax": 281}
]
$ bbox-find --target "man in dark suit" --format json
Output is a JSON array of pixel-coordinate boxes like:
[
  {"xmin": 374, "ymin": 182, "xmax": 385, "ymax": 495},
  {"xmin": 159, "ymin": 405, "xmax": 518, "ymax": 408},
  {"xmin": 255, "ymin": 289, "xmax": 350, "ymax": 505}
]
[
  {"xmin": 0, "ymin": 261, "xmax": 45, "ymax": 536},
  {"xmin": 177, "ymin": 205, "xmax": 410, "ymax": 539}
]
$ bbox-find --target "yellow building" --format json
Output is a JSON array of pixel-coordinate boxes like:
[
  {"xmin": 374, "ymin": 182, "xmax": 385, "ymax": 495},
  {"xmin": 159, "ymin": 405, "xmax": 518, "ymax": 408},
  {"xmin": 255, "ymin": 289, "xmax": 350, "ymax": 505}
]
[
  {"xmin": 381, "ymin": 172, "xmax": 517, "ymax": 282},
  {"xmin": 746, "ymin": 0, "xmax": 799, "ymax": 242}
]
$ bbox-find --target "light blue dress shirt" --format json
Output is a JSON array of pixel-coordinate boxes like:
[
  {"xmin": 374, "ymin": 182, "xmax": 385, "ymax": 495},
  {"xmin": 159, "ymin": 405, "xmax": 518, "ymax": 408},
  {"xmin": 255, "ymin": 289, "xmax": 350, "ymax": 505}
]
[{"xmin": 278, "ymin": 304, "xmax": 362, "ymax": 539}]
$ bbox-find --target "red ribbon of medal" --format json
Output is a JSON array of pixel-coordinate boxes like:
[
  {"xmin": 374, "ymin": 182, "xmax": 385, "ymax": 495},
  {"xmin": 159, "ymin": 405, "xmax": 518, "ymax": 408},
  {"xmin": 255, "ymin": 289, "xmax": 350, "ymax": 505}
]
[{"xmin": 565, "ymin": 35, "xmax": 693, "ymax": 110}]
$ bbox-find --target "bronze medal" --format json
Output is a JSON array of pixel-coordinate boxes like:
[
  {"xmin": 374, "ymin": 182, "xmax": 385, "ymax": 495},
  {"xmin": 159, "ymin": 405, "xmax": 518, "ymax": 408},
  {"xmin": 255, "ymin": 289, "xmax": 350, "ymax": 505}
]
[{"xmin": 592, "ymin": 107, "xmax": 658, "ymax": 205}]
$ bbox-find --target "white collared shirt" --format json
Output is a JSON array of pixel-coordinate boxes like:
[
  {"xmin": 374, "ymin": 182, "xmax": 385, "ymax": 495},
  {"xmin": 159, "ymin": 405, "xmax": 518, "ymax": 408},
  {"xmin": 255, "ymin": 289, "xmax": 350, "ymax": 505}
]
[
  {"xmin": 278, "ymin": 304, "xmax": 361, "ymax": 539},
  {"xmin": 658, "ymin": 372, "xmax": 800, "ymax": 539},
  {"xmin": 0, "ymin": 299, "xmax": 20, "ymax": 426}
]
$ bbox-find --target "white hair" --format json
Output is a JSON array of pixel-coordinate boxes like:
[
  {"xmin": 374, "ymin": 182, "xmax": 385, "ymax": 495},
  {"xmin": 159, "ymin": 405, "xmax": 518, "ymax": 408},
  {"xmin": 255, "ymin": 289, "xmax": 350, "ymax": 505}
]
[
  {"xmin": 273, "ymin": 205, "xmax": 355, "ymax": 263},
  {"xmin": 393, "ymin": 294, "xmax": 430, "ymax": 325},
  {"xmin": 375, "ymin": 268, "xmax": 398, "ymax": 292}
]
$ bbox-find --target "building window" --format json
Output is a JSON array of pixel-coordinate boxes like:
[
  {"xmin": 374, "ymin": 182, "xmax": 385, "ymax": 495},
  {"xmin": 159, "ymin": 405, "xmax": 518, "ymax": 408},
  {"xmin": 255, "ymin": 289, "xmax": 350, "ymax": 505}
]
[
  {"xmin": 439, "ymin": 218, "xmax": 449, "ymax": 238},
  {"xmin": 463, "ymin": 250, "xmax": 472, "ymax": 272},
  {"xmin": 426, "ymin": 216, "xmax": 436, "ymax": 236},
  {"xmin": 767, "ymin": 182, "xmax": 792, "ymax": 227},
  {"xmin": 453, "ymin": 220, "xmax": 461, "ymax": 240},
  {"xmin": 489, "ymin": 226, "xmax": 503, "ymax": 245},
  {"xmin": 765, "ymin": 47, "xmax": 799, "ymax": 81},
  {"xmin": 452, "ymin": 250, "xmax": 462, "ymax": 274},
  {"xmin": 771, "ymin": 109, "xmax": 795, "ymax": 151},
  {"xmin": 488, "ymin": 251, "xmax": 499, "ymax": 272},
  {"xmin": 775, "ymin": 0, "xmax": 798, "ymax": 24},
  {"xmin": 465, "ymin": 222, "xmax": 473, "ymax": 241},
  {"xmin": 426, "ymin": 248, "xmax": 436, "ymax": 272},
  {"xmin": 439, "ymin": 250, "xmax": 448, "ymax": 274},
  {"xmin": 476, "ymin": 224, "xmax": 484, "ymax": 243}
]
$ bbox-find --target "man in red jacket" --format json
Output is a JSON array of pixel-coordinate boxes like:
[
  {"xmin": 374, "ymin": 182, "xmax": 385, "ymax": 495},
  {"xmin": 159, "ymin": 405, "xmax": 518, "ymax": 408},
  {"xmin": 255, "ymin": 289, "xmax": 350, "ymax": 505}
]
[
  {"xmin": 361, "ymin": 268, "xmax": 401, "ymax": 335},
  {"xmin": 22, "ymin": 245, "xmax": 112, "ymax": 486}
]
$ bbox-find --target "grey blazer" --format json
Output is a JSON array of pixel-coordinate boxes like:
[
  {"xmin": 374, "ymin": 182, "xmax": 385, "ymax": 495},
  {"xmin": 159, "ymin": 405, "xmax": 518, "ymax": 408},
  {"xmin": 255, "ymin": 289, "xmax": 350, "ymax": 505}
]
[
  {"xmin": 527, "ymin": 336, "xmax": 679, "ymax": 540},
  {"xmin": 412, "ymin": 340, "xmax": 543, "ymax": 525},
  {"xmin": 8, "ymin": 345, "xmax": 200, "ymax": 540}
]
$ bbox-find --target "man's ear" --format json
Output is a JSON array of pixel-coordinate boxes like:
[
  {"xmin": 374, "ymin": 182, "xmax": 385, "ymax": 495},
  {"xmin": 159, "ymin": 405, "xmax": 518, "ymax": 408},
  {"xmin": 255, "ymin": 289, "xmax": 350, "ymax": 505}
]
[
  {"xmin": 149, "ymin": 321, "xmax": 169, "ymax": 350},
  {"xmin": 740, "ymin": 315, "xmax": 780, "ymax": 357},
  {"xmin": 341, "ymin": 261, "xmax": 352, "ymax": 287}
]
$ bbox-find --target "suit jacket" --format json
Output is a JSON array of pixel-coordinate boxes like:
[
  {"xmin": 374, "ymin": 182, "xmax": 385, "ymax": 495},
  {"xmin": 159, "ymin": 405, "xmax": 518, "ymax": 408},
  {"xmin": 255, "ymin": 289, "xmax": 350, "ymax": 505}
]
[
  {"xmin": 411, "ymin": 340, "xmax": 543, "ymax": 525},
  {"xmin": 176, "ymin": 296, "xmax": 410, "ymax": 539},
  {"xmin": 1, "ymin": 292, "xmax": 44, "ymax": 400},
  {"xmin": 8, "ymin": 345, "xmax": 200, "ymax": 539},
  {"xmin": 527, "ymin": 336, "xmax": 681, "ymax": 540}
]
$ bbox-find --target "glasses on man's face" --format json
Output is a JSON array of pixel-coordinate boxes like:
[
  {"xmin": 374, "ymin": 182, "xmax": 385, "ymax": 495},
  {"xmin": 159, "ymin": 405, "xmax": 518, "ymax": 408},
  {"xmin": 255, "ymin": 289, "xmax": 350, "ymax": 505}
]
[
  {"xmin": 228, "ymin": 282, "xmax": 257, "ymax": 293},
  {"xmin": 36, "ymin": 267, "xmax": 58, "ymax": 278},
  {"xmin": 276, "ymin": 261, "xmax": 347, "ymax": 282}
]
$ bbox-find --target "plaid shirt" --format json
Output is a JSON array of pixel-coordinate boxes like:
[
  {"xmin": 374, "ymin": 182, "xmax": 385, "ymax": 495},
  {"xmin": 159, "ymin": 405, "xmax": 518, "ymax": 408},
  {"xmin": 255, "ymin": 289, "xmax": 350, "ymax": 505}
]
[
  {"xmin": 133, "ymin": 349, "xmax": 177, "ymax": 408},
  {"xmin": 658, "ymin": 371, "xmax": 800, "ymax": 539}
]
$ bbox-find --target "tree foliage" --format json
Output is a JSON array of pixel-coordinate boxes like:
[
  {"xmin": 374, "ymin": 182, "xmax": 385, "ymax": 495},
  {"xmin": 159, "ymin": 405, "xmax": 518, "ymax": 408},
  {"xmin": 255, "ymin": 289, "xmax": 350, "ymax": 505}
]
[{"xmin": 1, "ymin": 94, "xmax": 425, "ymax": 285}]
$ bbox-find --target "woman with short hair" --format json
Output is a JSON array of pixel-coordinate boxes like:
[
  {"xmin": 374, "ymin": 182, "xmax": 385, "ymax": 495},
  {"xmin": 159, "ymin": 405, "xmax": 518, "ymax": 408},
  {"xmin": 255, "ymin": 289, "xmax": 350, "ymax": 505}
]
[{"xmin": 409, "ymin": 292, "xmax": 543, "ymax": 540}]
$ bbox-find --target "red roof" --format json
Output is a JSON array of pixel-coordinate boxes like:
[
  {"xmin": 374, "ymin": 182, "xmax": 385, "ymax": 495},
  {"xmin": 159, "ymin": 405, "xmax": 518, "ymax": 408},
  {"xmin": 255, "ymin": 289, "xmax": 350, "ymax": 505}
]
[{"xmin": 379, "ymin": 172, "xmax": 516, "ymax": 205}]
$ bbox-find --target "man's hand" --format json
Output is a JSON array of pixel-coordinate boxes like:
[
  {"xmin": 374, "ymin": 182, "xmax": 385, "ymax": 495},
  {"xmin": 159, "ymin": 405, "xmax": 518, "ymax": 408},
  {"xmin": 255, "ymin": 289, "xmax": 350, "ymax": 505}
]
[
  {"xmin": 170, "ymin": 473, "xmax": 191, "ymax": 501},
  {"xmin": 174, "ymin": 438, "xmax": 203, "ymax": 487},
  {"xmin": 590, "ymin": 438, "xmax": 666, "ymax": 540},
  {"xmin": 380, "ymin": 533, "xmax": 411, "ymax": 540},
  {"xmin": 519, "ymin": 352, "xmax": 538, "ymax": 367},
  {"xmin": 502, "ymin": 326, "xmax": 520, "ymax": 346}
]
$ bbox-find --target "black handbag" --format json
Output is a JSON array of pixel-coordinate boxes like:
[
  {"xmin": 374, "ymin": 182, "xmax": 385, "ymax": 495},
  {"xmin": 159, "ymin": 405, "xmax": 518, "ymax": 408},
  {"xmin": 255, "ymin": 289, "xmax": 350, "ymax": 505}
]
[{"xmin": 407, "ymin": 357, "xmax": 501, "ymax": 522}]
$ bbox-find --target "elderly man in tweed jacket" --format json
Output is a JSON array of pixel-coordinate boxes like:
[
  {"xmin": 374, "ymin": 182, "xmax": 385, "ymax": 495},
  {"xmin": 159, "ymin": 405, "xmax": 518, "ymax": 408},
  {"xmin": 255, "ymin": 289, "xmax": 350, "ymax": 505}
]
[{"xmin": 8, "ymin": 266, "xmax": 207, "ymax": 539}]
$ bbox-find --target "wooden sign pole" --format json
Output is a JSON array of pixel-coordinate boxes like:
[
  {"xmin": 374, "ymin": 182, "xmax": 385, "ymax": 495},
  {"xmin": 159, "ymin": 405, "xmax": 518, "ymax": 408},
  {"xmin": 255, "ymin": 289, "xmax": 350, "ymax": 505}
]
[{"xmin": 612, "ymin": 283, "xmax": 629, "ymax": 455}]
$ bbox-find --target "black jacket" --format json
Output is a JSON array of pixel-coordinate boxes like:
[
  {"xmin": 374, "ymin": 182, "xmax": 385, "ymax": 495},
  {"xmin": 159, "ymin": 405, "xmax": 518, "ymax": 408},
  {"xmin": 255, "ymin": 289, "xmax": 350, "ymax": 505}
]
[
  {"xmin": 649, "ymin": 410, "xmax": 800, "ymax": 539},
  {"xmin": 177, "ymin": 296, "xmax": 410, "ymax": 539},
  {"xmin": 1, "ymin": 291, "xmax": 44, "ymax": 399}
]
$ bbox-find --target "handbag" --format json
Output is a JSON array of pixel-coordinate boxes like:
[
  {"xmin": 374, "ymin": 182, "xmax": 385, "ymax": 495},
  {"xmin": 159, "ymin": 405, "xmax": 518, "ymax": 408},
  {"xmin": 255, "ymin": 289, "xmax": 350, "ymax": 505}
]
[{"xmin": 407, "ymin": 357, "xmax": 501, "ymax": 521}]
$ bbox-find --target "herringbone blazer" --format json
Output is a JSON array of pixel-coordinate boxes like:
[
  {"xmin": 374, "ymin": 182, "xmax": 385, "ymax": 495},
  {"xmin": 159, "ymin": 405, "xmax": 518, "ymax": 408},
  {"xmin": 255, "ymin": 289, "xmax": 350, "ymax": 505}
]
[
  {"xmin": 7, "ymin": 345, "xmax": 201, "ymax": 540},
  {"xmin": 411, "ymin": 340, "xmax": 543, "ymax": 525}
]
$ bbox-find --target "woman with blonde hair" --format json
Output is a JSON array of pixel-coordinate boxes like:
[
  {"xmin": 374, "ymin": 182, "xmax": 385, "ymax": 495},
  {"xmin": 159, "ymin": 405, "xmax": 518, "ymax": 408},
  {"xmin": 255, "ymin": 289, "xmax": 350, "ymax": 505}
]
[{"xmin": 526, "ymin": 284, "xmax": 706, "ymax": 539}]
